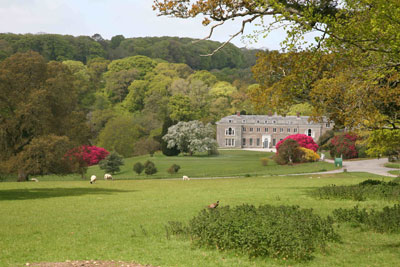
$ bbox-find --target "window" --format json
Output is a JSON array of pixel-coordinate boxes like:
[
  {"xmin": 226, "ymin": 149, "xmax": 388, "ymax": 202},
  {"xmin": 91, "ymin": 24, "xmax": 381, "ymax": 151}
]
[
  {"xmin": 307, "ymin": 129, "xmax": 312, "ymax": 137},
  {"xmin": 273, "ymin": 128, "xmax": 277, "ymax": 133},
  {"xmin": 225, "ymin": 127, "xmax": 235, "ymax": 136},
  {"xmin": 264, "ymin": 120, "xmax": 268, "ymax": 124},
  {"xmin": 280, "ymin": 138, "xmax": 283, "ymax": 141},
  {"xmin": 265, "ymin": 128, "xmax": 268, "ymax": 132},
  {"xmin": 242, "ymin": 119, "xmax": 246, "ymax": 123},
  {"xmin": 280, "ymin": 128, "xmax": 284, "ymax": 133},
  {"xmin": 287, "ymin": 128, "xmax": 291, "ymax": 133},
  {"xmin": 250, "ymin": 127, "xmax": 253, "ymax": 132},
  {"xmin": 242, "ymin": 127, "xmax": 246, "ymax": 132},
  {"xmin": 273, "ymin": 120, "xmax": 277, "ymax": 124},
  {"xmin": 256, "ymin": 128, "xmax": 261, "ymax": 132},
  {"xmin": 249, "ymin": 138, "xmax": 253, "ymax": 146},
  {"xmin": 228, "ymin": 119, "xmax": 233, "ymax": 123},
  {"xmin": 242, "ymin": 138, "xmax": 246, "ymax": 146},
  {"xmin": 256, "ymin": 120, "xmax": 260, "ymax": 123},
  {"xmin": 225, "ymin": 138, "xmax": 235, "ymax": 147},
  {"xmin": 326, "ymin": 122, "xmax": 331, "ymax": 128},
  {"xmin": 256, "ymin": 138, "xmax": 260, "ymax": 146},
  {"xmin": 272, "ymin": 139, "xmax": 276, "ymax": 146},
  {"xmin": 294, "ymin": 128, "xmax": 298, "ymax": 133}
]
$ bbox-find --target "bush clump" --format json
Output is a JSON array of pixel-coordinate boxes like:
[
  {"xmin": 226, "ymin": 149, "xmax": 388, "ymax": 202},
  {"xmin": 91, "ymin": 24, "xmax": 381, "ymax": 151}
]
[
  {"xmin": 166, "ymin": 204, "xmax": 339, "ymax": 261},
  {"xmin": 333, "ymin": 205, "xmax": 400, "ymax": 233},
  {"xmin": 276, "ymin": 134, "xmax": 319, "ymax": 152},
  {"xmin": 260, "ymin": 158, "xmax": 269, "ymax": 166},
  {"xmin": 275, "ymin": 139, "xmax": 305, "ymax": 165},
  {"xmin": 144, "ymin": 160, "xmax": 157, "ymax": 175},
  {"xmin": 167, "ymin": 164, "xmax": 181, "ymax": 175},
  {"xmin": 299, "ymin": 147, "xmax": 320, "ymax": 162},
  {"xmin": 133, "ymin": 162, "xmax": 144, "ymax": 175},
  {"xmin": 310, "ymin": 179, "xmax": 400, "ymax": 201},
  {"xmin": 329, "ymin": 133, "xmax": 358, "ymax": 159}
]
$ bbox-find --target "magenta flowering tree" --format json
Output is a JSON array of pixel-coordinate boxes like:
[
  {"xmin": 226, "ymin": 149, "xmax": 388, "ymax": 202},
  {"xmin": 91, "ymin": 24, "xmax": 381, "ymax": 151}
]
[
  {"xmin": 65, "ymin": 146, "xmax": 109, "ymax": 167},
  {"xmin": 330, "ymin": 133, "xmax": 358, "ymax": 159},
  {"xmin": 80, "ymin": 146, "xmax": 110, "ymax": 166},
  {"xmin": 276, "ymin": 134, "xmax": 319, "ymax": 153},
  {"xmin": 64, "ymin": 146, "xmax": 109, "ymax": 179}
]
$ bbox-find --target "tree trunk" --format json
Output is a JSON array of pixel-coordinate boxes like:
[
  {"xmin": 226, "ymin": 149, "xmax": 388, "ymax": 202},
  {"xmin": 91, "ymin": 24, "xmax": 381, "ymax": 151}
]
[{"xmin": 17, "ymin": 169, "xmax": 28, "ymax": 182}]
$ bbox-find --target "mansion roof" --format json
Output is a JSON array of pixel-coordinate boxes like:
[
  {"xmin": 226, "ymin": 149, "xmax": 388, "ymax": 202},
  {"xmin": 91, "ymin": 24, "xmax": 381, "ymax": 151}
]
[{"xmin": 216, "ymin": 114, "xmax": 327, "ymax": 126}]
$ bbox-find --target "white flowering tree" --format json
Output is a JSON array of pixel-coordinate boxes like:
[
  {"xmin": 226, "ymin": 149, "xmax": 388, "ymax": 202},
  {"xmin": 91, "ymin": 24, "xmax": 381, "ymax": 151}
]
[{"xmin": 162, "ymin": 120, "xmax": 217, "ymax": 156}]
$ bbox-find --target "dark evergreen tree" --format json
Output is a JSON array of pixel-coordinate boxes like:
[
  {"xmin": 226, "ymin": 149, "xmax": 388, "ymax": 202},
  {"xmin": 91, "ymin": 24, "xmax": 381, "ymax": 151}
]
[
  {"xmin": 99, "ymin": 152, "xmax": 124, "ymax": 174},
  {"xmin": 158, "ymin": 117, "xmax": 180, "ymax": 156}
]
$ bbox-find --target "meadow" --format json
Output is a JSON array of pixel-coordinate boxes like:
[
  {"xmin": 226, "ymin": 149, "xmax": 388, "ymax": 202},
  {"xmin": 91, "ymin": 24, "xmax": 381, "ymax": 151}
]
[
  {"xmin": 1, "ymin": 171, "xmax": 400, "ymax": 266},
  {"xmin": 29, "ymin": 150, "xmax": 337, "ymax": 182}
]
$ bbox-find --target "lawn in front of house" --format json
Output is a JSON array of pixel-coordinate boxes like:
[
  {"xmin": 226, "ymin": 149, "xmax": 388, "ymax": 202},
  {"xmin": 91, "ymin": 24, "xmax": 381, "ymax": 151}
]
[
  {"xmin": 31, "ymin": 150, "xmax": 337, "ymax": 181},
  {"xmin": 1, "ymin": 172, "xmax": 399, "ymax": 266}
]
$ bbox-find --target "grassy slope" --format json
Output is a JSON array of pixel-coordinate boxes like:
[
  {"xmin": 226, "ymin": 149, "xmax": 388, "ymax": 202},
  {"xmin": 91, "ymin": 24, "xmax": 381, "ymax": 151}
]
[
  {"xmin": 34, "ymin": 150, "xmax": 337, "ymax": 181},
  {"xmin": 1, "ymin": 173, "xmax": 399, "ymax": 266}
]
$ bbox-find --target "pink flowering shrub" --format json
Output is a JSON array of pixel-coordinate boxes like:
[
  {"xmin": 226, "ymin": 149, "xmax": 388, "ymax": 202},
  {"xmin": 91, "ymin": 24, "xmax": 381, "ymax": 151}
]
[
  {"xmin": 330, "ymin": 133, "xmax": 358, "ymax": 159},
  {"xmin": 65, "ymin": 146, "xmax": 109, "ymax": 166},
  {"xmin": 276, "ymin": 134, "xmax": 319, "ymax": 153}
]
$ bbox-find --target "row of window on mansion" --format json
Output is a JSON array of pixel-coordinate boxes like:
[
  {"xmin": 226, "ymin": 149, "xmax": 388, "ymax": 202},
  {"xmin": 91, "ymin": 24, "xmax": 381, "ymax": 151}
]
[
  {"xmin": 225, "ymin": 127, "xmax": 316, "ymax": 136},
  {"xmin": 225, "ymin": 137, "xmax": 281, "ymax": 147}
]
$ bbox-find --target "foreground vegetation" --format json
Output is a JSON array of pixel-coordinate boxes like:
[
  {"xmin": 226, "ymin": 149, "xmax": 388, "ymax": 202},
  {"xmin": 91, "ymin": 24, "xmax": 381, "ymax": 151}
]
[
  {"xmin": 8, "ymin": 150, "xmax": 338, "ymax": 182},
  {"xmin": 1, "ymin": 172, "xmax": 399, "ymax": 266}
]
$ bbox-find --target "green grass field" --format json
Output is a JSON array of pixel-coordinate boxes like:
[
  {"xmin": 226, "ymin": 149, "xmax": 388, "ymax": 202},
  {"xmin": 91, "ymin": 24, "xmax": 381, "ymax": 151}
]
[
  {"xmin": 1, "ymin": 172, "xmax": 399, "ymax": 266},
  {"xmin": 29, "ymin": 150, "xmax": 337, "ymax": 182}
]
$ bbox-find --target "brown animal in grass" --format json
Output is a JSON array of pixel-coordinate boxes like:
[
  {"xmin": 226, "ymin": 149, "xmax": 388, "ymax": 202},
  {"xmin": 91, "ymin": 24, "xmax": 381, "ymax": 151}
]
[{"xmin": 207, "ymin": 200, "xmax": 219, "ymax": 209}]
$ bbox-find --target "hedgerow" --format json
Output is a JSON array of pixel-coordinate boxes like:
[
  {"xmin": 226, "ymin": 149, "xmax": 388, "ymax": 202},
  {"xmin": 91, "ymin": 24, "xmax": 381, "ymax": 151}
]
[
  {"xmin": 310, "ymin": 179, "xmax": 400, "ymax": 201},
  {"xmin": 166, "ymin": 204, "xmax": 339, "ymax": 261},
  {"xmin": 333, "ymin": 205, "xmax": 400, "ymax": 233}
]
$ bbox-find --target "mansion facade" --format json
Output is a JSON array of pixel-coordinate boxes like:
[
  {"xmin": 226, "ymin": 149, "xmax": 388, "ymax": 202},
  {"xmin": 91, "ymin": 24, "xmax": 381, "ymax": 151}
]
[{"xmin": 216, "ymin": 113, "xmax": 332, "ymax": 149}]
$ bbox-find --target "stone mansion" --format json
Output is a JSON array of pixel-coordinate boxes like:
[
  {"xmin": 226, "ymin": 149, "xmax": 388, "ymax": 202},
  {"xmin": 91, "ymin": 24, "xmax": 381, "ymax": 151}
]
[{"xmin": 216, "ymin": 113, "xmax": 333, "ymax": 149}]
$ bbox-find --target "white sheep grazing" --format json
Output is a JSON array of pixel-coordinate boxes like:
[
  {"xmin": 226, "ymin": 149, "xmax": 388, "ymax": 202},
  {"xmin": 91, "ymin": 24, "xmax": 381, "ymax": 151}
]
[
  {"xmin": 104, "ymin": 173, "xmax": 113, "ymax": 180},
  {"xmin": 30, "ymin": 178, "xmax": 39, "ymax": 182},
  {"xmin": 182, "ymin": 175, "xmax": 190, "ymax": 181},
  {"xmin": 90, "ymin": 175, "xmax": 97, "ymax": 184}
]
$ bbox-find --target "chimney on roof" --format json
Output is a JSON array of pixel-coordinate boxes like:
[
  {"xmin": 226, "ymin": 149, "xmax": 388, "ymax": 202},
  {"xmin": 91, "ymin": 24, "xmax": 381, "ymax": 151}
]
[
  {"xmin": 236, "ymin": 111, "xmax": 240, "ymax": 116},
  {"xmin": 296, "ymin": 112, "xmax": 300, "ymax": 118}
]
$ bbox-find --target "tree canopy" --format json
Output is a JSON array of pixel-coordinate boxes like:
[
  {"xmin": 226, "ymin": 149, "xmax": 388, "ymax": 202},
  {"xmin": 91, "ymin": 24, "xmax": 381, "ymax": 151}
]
[
  {"xmin": 0, "ymin": 52, "xmax": 90, "ymax": 180},
  {"xmin": 154, "ymin": 0, "xmax": 400, "ymax": 132}
]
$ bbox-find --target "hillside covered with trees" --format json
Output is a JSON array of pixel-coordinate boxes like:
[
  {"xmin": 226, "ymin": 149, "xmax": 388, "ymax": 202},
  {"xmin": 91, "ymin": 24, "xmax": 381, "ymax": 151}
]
[{"xmin": 0, "ymin": 34, "xmax": 269, "ymax": 180}]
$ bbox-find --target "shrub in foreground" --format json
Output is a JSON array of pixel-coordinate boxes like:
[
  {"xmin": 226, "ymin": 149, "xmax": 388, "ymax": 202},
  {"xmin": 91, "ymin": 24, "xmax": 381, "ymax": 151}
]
[
  {"xmin": 310, "ymin": 179, "xmax": 400, "ymax": 201},
  {"xmin": 333, "ymin": 205, "xmax": 400, "ymax": 233},
  {"xmin": 166, "ymin": 204, "xmax": 339, "ymax": 261}
]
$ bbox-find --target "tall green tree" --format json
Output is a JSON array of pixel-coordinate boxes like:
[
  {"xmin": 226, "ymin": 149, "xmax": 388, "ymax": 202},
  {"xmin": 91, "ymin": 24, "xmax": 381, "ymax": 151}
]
[
  {"xmin": 96, "ymin": 116, "xmax": 145, "ymax": 157},
  {"xmin": 0, "ymin": 52, "xmax": 89, "ymax": 180}
]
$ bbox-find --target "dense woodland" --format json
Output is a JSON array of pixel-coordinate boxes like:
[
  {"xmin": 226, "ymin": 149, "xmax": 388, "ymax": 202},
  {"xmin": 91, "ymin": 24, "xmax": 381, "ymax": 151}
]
[
  {"xmin": 0, "ymin": 33, "xmax": 281, "ymax": 180},
  {"xmin": 0, "ymin": 33, "xmax": 260, "ymax": 70}
]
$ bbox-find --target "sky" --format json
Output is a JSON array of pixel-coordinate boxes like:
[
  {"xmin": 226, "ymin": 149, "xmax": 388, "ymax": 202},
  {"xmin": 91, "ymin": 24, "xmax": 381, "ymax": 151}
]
[{"xmin": 0, "ymin": 0, "xmax": 318, "ymax": 50}]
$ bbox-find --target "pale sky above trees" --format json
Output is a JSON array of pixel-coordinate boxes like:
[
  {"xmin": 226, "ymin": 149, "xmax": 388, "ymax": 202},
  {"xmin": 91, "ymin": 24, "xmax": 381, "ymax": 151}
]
[{"xmin": 0, "ymin": 0, "xmax": 319, "ymax": 50}]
